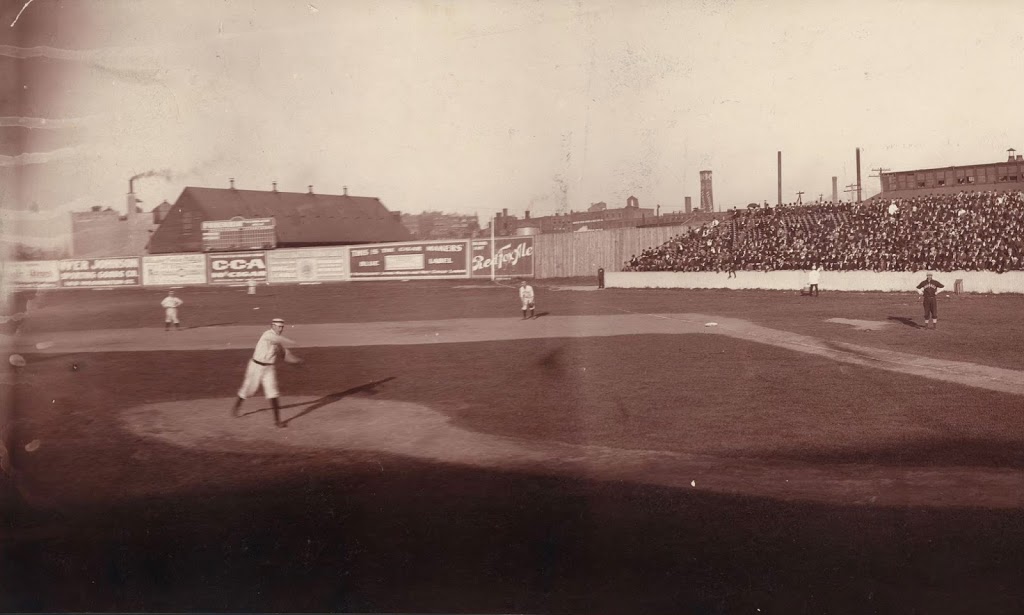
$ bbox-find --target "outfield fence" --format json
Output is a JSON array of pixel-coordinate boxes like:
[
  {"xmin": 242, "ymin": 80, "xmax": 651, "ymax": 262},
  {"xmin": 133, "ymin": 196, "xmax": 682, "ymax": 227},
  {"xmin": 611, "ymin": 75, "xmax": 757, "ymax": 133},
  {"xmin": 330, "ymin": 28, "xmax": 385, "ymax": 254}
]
[
  {"xmin": 534, "ymin": 223, "xmax": 696, "ymax": 278},
  {"xmin": 607, "ymin": 270, "xmax": 1024, "ymax": 294},
  {"xmin": 1, "ymin": 237, "xmax": 536, "ymax": 291}
]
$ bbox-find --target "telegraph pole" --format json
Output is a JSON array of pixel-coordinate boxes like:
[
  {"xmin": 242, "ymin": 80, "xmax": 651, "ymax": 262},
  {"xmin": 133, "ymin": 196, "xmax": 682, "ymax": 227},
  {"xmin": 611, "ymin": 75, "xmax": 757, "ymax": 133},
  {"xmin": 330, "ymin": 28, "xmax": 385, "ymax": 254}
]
[
  {"xmin": 844, "ymin": 183, "xmax": 859, "ymax": 202},
  {"xmin": 795, "ymin": 191, "xmax": 804, "ymax": 205},
  {"xmin": 870, "ymin": 167, "xmax": 890, "ymax": 195}
]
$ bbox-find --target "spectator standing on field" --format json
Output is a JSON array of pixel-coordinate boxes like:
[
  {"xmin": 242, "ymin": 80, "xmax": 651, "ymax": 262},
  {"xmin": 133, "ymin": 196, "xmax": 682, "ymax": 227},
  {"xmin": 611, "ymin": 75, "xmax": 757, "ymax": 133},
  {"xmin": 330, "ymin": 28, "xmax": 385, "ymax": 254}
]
[
  {"xmin": 160, "ymin": 290, "xmax": 183, "ymax": 331},
  {"xmin": 916, "ymin": 273, "xmax": 945, "ymax": 329},
  {"xmin": 519, "ymin": 280, "xmax": 536, "ymax": 320}
]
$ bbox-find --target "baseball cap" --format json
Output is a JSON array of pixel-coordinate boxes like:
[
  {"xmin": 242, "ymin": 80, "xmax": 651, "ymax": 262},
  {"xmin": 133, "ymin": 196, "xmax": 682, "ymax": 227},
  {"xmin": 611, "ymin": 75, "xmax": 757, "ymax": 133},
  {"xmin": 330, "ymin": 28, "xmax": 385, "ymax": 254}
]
[{"xmin": 272, "ymin": 318, "xmax": 285, "ymax": 324}]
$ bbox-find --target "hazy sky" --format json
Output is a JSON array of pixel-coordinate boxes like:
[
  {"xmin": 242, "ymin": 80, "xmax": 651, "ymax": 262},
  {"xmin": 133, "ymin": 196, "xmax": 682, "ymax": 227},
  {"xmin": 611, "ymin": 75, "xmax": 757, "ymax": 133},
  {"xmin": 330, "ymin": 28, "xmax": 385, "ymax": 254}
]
[{"xmin": 4, "ymin": 0, "xmax": 1024, "ymax": 229}]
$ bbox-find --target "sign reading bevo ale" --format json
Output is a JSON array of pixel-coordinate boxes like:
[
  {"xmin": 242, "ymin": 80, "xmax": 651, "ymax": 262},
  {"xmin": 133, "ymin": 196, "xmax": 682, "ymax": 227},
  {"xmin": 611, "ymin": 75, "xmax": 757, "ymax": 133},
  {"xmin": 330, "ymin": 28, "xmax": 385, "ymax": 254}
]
[
  {"xmin": 207, "ymin": 251, "xmax": 268, "ymax": 284},
  {"xmin": 349, "ymin": 241, "xmax": 468, "ymax": 278},
  {"xmin": 59, "ymin": 257, "xmax": 141, "ymax": 287},
  {"xmin": 471, "ymin": 237, "xmax": 535, "ymax": 278}
]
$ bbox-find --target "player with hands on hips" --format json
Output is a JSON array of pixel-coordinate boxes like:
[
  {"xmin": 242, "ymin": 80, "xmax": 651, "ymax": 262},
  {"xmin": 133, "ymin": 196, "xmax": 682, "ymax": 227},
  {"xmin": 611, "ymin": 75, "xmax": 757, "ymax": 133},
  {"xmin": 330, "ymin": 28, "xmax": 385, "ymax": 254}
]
[
  {"xmin": 231, "ymin": 318, "xmax": 300, "ymax": 427},
  {"xmin": 519, "ymin": 280, "xmax": 536, "ymax": 320},
  {"xmin": 915, "ymin": 272, "xmax": 945, "ymax": 330},
  {"xmin": 161, "ymin": 290, "xmax": 183, "ymax": 331}
]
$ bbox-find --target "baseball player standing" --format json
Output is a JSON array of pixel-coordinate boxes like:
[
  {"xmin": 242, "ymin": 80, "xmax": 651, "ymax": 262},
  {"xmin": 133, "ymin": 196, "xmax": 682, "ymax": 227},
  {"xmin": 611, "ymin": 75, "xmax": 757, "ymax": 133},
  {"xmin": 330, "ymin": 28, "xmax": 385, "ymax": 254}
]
[
  {"xmin": 160, "ymin": 290, "xmax": 183, "ymax": 331},
  {"xmin": 915, "ymin": 272, "xmax": 945, "ymax": 329},
  {"xmin": 231, "ymin": 318, "xmax": 298, "ymax": 427},
  {"xmin": 519, "ymin": 280, "xmax": 536, "ymax": 320}
]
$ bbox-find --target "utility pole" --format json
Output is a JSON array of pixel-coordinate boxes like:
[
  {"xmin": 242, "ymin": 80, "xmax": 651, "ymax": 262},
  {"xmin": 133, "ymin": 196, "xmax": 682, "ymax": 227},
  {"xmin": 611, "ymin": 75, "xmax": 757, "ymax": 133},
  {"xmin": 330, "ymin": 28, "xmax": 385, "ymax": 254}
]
[
  {"xmin": 870, "ymin": 167, "xmax": 890, "ymax": 195},
  {"xmin": 844, "ymin": 183, "xmax": 859, "ymax": 202},
  {"xmin": 795, "ymin": 191, "xmax": 804, "ymax": 205}
]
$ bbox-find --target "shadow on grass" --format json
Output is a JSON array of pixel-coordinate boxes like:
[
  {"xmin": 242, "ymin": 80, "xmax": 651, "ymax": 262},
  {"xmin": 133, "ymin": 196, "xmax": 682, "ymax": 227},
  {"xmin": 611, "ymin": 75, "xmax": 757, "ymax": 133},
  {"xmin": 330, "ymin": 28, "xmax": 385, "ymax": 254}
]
[
  {"xmin": 6, "ymin": 455, "xmax": 1024, "ymax": 614},
  {"xmin": 887, "ymin": 315, "xmax": 921, "ymax": 329},
  {"xmin": 182, "ymin": 322, "xmax": 238, "ymax": 330},
  {"xmin": 240, "ymin": 377, "xmax": 397, "ymax": 425}
]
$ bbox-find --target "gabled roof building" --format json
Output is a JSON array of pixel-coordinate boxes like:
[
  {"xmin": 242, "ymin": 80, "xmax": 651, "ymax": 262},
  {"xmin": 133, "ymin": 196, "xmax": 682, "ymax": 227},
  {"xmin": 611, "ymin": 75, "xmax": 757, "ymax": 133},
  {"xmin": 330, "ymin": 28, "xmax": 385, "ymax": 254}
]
[{"xmin": 147, "ymin": 184, "xmax": 411, "ymax": 254}]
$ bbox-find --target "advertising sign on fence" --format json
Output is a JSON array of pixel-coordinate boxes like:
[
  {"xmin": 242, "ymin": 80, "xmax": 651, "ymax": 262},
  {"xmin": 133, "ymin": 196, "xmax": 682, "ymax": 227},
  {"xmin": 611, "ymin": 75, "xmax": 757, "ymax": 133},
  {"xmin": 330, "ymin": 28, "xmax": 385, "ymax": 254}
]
[
  {"xmin": 58, "ymin": 257, "xmax": 141, "ymax": 287},
  {"xmin": 142, "ymin": 254, "xmax": 208, "ymax": 286},
  {"xmin": 207, "ymin": 251, "xmax": 268, "ymax": 284},
  {"xmin": 2, "ymin": 260, "xmax": 61, "ymax": 289},
  {"xmin": 349, "ymin": 241, "xmax": 468, "ymax": 278},
  {"xmin": 470, "ymin": 237, "xmax": 535, "ymax": 278},
  {"xmin": 267, "ymin": 247, "xmax": 348, "ymax": 283}
]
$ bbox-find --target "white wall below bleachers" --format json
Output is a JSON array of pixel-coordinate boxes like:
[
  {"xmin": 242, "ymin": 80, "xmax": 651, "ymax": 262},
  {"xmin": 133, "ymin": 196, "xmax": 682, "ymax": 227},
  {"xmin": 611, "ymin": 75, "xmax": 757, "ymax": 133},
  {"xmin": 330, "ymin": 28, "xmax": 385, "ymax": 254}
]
[{"xmin": 606, "ymin": 270, "xmax": 1024, "ymax": 294}]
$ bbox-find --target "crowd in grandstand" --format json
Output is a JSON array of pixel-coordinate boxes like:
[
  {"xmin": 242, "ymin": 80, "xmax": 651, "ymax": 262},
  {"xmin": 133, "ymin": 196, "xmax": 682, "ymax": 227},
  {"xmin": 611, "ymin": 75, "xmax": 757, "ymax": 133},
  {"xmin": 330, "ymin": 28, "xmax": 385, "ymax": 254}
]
[{"xmin": 623, "ymin": 191, "xmax": 1024, "ymax": 273}]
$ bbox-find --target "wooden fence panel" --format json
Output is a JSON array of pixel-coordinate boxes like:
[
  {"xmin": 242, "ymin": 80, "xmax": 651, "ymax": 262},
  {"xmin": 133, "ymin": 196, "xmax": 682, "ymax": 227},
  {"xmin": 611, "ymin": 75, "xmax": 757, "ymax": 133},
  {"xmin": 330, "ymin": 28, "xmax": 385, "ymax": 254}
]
[{"xmin": 534, "ymin": 224, "xmax": 697, "ymax": 278}]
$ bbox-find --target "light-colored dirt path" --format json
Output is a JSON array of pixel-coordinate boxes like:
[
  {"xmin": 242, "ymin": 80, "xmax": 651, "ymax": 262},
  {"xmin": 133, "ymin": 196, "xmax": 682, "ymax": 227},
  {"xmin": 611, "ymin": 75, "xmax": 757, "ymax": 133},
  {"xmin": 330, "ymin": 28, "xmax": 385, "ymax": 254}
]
[{"xmin": 9, "ymin": 313, "xmax": 1024, "ymax": 395}]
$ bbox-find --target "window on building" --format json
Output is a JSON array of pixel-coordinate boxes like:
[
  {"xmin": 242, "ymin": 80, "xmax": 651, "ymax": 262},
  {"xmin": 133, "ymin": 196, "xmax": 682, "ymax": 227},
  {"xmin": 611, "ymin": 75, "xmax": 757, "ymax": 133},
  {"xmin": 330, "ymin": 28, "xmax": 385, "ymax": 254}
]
[{"xmin": 182, "ymin": 212, "xmax": 193, "ymax": 234}]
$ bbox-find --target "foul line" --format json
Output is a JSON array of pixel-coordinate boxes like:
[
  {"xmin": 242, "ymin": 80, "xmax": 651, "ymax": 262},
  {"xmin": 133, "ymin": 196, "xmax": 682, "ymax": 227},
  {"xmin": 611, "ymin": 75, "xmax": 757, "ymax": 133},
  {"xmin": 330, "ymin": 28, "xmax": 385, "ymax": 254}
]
[{"xmin": 611, "ymin": 306, "xmax": 1017, "ymax": 388}]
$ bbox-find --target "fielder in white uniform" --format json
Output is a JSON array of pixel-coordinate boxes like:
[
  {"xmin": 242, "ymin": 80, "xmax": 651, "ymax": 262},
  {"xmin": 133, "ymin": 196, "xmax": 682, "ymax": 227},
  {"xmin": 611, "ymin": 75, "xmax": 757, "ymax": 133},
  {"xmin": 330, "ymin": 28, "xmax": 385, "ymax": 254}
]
[
  {"xmin": 519, "ymin": 281, "xmax": 536, "ymax": 319},
  {"xmin": 231, "ymin": 318, "xmax": 296, "ymax": 427},
  {"xmin": 160, "ymin": 291, "xmax": 183, "ymax": 330}
]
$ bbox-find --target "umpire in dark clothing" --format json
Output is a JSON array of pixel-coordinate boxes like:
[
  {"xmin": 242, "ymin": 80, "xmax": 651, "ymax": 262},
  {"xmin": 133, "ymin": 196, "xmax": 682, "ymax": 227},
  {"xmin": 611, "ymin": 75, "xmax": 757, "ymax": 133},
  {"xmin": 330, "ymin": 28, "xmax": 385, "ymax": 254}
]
[{"xmin": 915, "ymin": 273, "xmax": 944, "ymax": 329}]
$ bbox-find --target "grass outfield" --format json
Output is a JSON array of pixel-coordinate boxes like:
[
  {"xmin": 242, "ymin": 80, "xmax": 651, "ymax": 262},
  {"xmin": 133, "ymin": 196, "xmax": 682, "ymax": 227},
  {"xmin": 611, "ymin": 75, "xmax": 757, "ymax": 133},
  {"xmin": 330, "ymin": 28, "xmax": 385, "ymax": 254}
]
[{"xmin": 4, "ymin": 281, "xmax": 1024, "ymax": 613}]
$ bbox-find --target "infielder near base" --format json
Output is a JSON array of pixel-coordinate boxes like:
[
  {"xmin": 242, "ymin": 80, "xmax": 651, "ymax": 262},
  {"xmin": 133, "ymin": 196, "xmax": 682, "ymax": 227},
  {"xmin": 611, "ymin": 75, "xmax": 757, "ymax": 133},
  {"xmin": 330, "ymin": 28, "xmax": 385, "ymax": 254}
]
[
  {"xmin": 519, "ymin": 280, "xmax": 536, "ymax": 320},
  {"xmin": 231, "ymin": 318, "xmax": 298, "ymax": 427}
]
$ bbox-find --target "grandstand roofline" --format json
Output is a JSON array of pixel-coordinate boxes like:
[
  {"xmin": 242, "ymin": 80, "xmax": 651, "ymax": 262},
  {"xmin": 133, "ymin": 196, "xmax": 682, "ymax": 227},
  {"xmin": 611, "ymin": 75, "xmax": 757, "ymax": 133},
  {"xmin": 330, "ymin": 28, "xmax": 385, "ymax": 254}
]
[{"xmin": 882, "ymin": 159, "xmax": 1024, "ymax": 177}]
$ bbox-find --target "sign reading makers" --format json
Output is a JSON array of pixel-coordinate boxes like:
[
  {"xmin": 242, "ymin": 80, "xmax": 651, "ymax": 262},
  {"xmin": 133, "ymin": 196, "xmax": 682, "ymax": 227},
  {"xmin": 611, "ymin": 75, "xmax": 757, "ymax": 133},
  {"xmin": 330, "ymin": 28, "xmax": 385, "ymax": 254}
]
[{"xmin": 349, "ymin": 241, "xmax": 468, "ymax": 278}]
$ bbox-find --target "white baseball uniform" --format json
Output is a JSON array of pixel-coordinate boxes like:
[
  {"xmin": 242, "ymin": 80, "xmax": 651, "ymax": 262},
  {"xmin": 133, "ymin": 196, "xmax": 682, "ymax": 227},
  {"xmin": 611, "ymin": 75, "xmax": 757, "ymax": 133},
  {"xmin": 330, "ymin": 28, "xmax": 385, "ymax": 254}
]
[
  {"xmin": 160, "ymin": 295, "xmax": 183, "ymax": 324},
  {"xmin": 519, "ymin": 284, "xmax": 535, "ymax": 310},
  {"xmin": 237, "ymin": 328, "xmax": 294, "ymax": 400}
]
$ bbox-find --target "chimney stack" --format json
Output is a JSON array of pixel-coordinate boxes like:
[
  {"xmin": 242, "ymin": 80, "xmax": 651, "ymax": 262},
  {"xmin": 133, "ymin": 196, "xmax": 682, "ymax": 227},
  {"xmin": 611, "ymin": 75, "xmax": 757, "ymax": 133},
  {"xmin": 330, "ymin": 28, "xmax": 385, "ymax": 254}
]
[
  {"xmin": 832, "ymin": 176, "xmax": 838, "ymax": 203},
  {"xmin": 685, "ymin": 196, "xmax": 692, "ymax": 213},
  {"xmin": 126, "ymin": 177, "xmax": 137, "ymax": 218},
  {"xmin": 525, "ymin": 210, "xmax": 531, "ymax": 219},
  {"xmin": 272, "ymin": 181, "xmax": 278, "ymax": 192},
  {"xmin": 343, "ymin": 185, "xmax": 348, "ymax": 196},
  {"xmin": 229, "ymin": 178, "xmax": 235, "ymax": 189},
  {"xmin": 308, "ymin": 185, "xmax": 314, "ymax": 194},
  {"xmin": 777, "ymin": 151, "xmax": 782, "ymax": 205},
  {"xmin": 856, "ymin": 147, "xmax": 862, "ymax": 202}
]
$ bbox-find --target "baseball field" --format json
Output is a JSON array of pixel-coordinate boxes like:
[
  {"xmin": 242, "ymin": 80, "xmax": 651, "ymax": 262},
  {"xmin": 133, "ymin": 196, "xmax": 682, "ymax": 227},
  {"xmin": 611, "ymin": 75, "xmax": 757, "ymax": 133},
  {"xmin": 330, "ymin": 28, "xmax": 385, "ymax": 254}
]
[{"xmin": 3, "ymin": 279, "xmax": 1024, "ymax": 613}]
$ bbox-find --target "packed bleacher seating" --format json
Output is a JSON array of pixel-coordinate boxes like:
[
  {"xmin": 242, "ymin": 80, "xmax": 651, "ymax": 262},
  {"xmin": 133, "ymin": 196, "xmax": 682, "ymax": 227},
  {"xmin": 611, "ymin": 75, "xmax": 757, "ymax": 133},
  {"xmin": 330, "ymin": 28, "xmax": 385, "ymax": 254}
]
[{"xmin": 623, "ymin": 191, "xmax": 1024, "ymax": 273}]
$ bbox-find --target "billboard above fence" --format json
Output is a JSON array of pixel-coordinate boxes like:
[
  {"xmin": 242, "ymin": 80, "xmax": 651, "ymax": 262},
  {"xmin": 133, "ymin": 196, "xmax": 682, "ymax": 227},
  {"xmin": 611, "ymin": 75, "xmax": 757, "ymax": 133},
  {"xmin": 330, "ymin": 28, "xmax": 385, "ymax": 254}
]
[
  {"xmin": 267, "ymin": 247, "xmax": 348, "ymax": 283},
  {"xmin": 470, "ymin": 237, "xmax": 535, "ymax": 278},
  {"xmin": 142, "ymin": 254, "xmax": 208, "ymax": 286},
  {"xmin": 201, "ymin": 218, "xmax": 276, "ymax": 252},
  {"xmin": 349, "ymin": 240, "xmax": 468, "ymax": 279},
  {"xmin": 207, "ymin": 251, "xmax": 268, "ymax": 284},
  {"xmin": 59, "ymin": 257, "xmax": 141, "ymax": 287},
  {"xmin": 2, "ymin": 260, "xmax": 61, "ymax": 289}
]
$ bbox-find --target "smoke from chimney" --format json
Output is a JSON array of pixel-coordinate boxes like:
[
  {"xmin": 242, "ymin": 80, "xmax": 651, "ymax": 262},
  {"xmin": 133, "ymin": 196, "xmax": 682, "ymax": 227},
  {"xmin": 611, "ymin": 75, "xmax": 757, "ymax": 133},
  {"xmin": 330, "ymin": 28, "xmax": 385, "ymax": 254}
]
[{"xmin": 129, "ymin": 168, "xmax": 173, "ymax": 194}]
